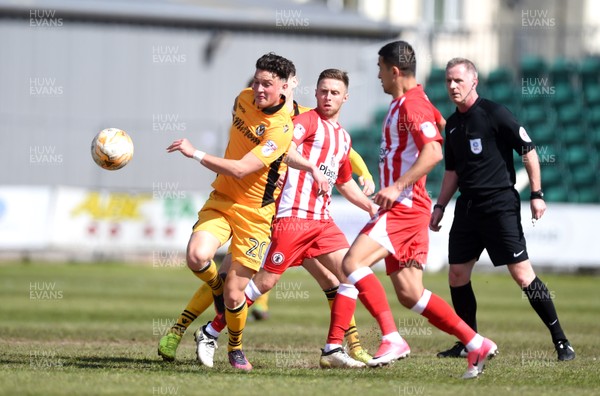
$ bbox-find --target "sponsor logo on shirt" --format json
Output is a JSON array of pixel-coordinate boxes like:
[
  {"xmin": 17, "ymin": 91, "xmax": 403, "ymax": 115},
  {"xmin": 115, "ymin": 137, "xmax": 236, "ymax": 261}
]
[
  {"xmin": 379, "ymin": 147, "xmax": 391, "ymax": 163},
  {"xmin": 519, "ymin": 126, "xmax": 532, "ymax": 143},
  {"xmin": 293, "ymin": 124, "xmax": 306, "ymax": 140},
  {"xmin": 318, "ymin": 163, "xmax": 338, "ymax": 187},
  {"xmin": 232, "ymin": 115, "xmax": 260, "ymax": 145},
  {"xmin": 262, "ymin": 140, "xmax": 278, "ymax": 156},
  {"xmin": 420, "ymin": 121, "xmax": 437, "ymax": 138}
]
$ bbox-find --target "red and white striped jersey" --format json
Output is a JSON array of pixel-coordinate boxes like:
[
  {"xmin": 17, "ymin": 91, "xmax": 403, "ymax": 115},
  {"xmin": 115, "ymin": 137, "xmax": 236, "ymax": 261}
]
[
  {"xmin": 380, "ymin": 84, "xmax": 443, "ymax": 212},
  {"xmin": 277, "ymin": 109, "xmax": 353, "ymax": 220}
]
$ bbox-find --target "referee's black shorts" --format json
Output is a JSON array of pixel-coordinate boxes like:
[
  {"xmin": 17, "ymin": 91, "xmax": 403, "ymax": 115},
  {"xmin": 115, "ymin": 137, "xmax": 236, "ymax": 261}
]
[{"xmin": 449, "ymin": 188, "xmax": 529, "ymax": 266}]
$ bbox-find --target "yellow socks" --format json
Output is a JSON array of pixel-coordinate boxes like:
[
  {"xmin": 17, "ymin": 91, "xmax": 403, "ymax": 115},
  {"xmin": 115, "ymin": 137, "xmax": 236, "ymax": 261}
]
[
  {"xmin": 226, "ymin": 301, "xmax": 248, "ymax": 351},
  {"xmin": 192, "ymin": 260, "xmax": 223, "ymax": 296},
  {"xmin": 170, "ymin": 283, "xmax": 213, "ymax": 336}
]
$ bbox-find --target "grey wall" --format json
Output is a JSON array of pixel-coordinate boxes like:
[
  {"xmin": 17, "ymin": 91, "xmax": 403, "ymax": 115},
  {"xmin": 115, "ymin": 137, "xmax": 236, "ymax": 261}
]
[{"xmin": 0, "ymin": 18, "xmax": 390, "ymax": 192}]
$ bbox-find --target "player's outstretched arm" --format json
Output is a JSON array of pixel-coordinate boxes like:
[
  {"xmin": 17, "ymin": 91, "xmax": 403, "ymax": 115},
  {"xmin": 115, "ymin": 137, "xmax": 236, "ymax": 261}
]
[
  {"xmin": 336, "ymin": 179, "xmax": 378, "ymax": 217},
  {"xmin": 166, "ymin": 138, "xmax": 264, "ymax": 179},
  {"xmin": 284, "ymin": 143, "xmax": 330, "ymax": 195}
]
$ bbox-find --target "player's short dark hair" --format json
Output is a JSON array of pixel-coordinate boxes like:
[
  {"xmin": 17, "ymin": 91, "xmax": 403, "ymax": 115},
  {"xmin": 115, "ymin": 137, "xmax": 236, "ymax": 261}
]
[
  {"xmin": 446, "ymin": 57, "xmax": 479, "ymax": 79},
  {"xmin": 317, "ymin": 68, "xmax": 349, "ymax": 88},
  {"xmin": 378, "ymin": 41, "xmax": 417, "ymax": 77},
  {"xmin": 255, "ymin": 53, "xmax": 296, "ymax": 81}
]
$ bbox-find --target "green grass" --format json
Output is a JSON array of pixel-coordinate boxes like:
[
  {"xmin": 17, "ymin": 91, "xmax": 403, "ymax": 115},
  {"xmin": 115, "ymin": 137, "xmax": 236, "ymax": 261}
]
[{"xmin": 0, "ymin": 262, "xmax": 598, "ymax": 396}]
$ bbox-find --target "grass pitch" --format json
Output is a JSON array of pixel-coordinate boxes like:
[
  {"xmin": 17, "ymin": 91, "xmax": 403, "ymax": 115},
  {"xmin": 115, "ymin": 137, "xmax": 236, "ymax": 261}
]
[{"xmin": 0, "ymin": 261, "xmax": 598, "ymax": 396}]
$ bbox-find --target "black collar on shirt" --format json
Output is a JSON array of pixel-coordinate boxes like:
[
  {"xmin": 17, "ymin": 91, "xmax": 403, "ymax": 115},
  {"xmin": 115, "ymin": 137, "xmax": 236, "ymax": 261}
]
[{"xmin": 261, "ymin": 94, "xmax": 287, "ymax": 115}]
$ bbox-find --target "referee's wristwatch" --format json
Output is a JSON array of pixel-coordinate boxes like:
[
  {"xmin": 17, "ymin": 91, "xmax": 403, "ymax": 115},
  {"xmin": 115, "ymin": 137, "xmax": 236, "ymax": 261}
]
[{"xmin": 530, "ymin": 189, "xmax": 544, "ymax": 200}]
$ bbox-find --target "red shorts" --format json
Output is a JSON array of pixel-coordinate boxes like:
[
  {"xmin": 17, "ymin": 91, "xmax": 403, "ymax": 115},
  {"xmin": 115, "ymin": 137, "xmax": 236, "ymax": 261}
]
[
  {"xmin": 262, "ymin": 217, "xmax": 349, "ymax": 275},
  {"xmin": 360, "ymin": 203, "xmax": 429, "ymax": 275}
]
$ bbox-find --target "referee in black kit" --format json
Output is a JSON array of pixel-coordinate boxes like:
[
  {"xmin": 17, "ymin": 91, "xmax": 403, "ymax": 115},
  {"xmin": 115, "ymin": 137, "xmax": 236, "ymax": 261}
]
[{"xmin": 429, "ymin": 57, "xmax": 575, "ymax": 361}]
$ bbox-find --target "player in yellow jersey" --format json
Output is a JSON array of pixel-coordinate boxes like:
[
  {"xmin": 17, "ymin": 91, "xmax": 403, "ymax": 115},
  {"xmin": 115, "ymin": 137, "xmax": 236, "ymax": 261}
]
[
  {"xmin": 159, "ymin": 66, "xmax": 376, "ymax": 367},
  {"xmin": 166, "ymin": 53, "xmax": 295, "ymax": 370}
]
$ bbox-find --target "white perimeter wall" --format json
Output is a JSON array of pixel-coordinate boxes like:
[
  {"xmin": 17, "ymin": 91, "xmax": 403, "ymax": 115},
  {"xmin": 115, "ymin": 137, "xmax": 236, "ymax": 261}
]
[{"xmin": 1, "ymin": 186, "xmax": 599, "ymax": 271}]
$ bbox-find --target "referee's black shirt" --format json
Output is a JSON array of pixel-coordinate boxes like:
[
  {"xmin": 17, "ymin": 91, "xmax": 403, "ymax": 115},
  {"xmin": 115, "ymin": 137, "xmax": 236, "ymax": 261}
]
[{"xmin": 444, "ymin": 97, "xmax": 536, "ymax": 198}]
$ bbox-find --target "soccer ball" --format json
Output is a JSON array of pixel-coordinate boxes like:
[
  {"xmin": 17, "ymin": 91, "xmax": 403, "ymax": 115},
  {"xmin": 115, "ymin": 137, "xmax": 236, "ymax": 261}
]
[{"xmin": 91, "ymin": 128, "xmax": 134, "ymax": 170}]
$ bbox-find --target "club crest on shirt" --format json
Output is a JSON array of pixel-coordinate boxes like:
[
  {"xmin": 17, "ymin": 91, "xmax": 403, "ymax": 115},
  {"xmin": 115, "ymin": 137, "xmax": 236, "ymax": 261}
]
[
  {"xmin": 470, "ymin": 138, "xmax": 482, "ymax": 154},
  {"xmin": 283, "ymin": 124, "xmax": 290, "ymax": 133},
  {"xmin": 256, "ymin": 124, "xmax": 266, "ymax": 136},
  {"xmin": 271, "ymin": 252, "xmax": 285, "ymax": 265}
]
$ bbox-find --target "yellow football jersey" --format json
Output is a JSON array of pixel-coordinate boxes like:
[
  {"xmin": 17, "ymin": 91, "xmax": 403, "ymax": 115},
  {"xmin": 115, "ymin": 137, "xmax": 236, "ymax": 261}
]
[
  {"xmin": 292, "ymin": 101, "xmax": 312, "ymax": 117},
  {"xmin": 212, "ymin": 88, "xmax": 293, "ymax": 208}
]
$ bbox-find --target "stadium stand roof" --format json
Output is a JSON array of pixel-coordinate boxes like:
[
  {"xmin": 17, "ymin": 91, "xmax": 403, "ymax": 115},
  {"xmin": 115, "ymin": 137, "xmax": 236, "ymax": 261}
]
[{"xmin": 0, "ymin": 0, "xmax": 401, "ymax": 39}]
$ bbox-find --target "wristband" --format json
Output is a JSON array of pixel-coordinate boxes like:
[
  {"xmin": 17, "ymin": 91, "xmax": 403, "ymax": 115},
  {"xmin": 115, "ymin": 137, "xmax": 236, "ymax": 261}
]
[
  {"xmin": 433, "ymin": 203, "xmax": 445, "ymax": 213},
  {"xmin": 193, "ymin": 150, "xmax": 206, "ymax": 163},
  {"xmin": 530, "ymin": 190, "xmax": 544, "ymax": 200}
]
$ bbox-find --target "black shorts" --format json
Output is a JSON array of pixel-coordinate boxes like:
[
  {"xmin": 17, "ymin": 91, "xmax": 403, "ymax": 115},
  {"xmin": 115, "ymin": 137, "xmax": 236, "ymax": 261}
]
[{"xmin": 448, "ymin": 188, "xmax": 528, "ymax": 266}]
